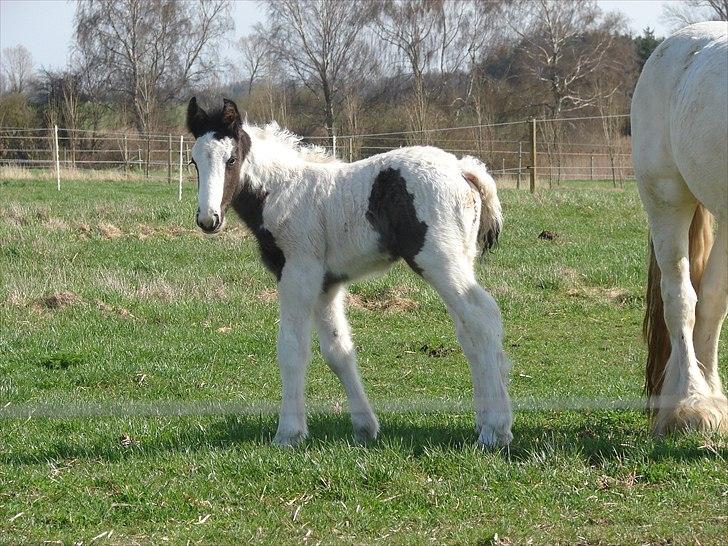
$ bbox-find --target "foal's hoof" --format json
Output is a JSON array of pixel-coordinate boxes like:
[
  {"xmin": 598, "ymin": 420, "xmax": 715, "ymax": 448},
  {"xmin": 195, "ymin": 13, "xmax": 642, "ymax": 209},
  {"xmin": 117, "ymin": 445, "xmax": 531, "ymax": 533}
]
[
  {"xmin": 652, "ymin": 393, "xmax": 728, "ymax": 436},
  {"xmin": 477, "ymin": 423, "xmax": 513, "ymax": 448},
  {"xmin": 353, "ymin": 413, "xmax": 380, "ymax": 443},
  {"xmin": 273, "ymin": 427, "xmax": 308, "ymax": 447}
]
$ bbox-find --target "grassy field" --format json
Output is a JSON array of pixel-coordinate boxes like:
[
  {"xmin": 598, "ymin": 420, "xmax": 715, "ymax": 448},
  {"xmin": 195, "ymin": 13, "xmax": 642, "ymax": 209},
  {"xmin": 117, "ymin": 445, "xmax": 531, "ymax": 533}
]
[{"xmin": 0, "ymin": 177, "xmax": 726, "ymax": 544}]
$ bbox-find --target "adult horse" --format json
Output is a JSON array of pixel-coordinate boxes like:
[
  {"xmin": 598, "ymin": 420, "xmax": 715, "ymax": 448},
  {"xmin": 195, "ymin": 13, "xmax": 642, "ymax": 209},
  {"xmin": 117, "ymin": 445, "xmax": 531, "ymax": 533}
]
[
  {"xmin": 632, "ymin": 21, "xmax": 728, "ymax": 434},
  {"xmin": 186, "ymin": 97, "xmax": 512, "ymax": 447}
]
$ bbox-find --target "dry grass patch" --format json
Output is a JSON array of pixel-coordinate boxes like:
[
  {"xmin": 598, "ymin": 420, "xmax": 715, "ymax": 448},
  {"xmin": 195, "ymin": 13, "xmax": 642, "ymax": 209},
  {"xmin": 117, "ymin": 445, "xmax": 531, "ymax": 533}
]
[
  {"xmin": 136, "ymin": 279, "xmax": 179, "ymax": 302},
  {"xmin": 95, "ymin": 299, "xmax": 136, "ymax": 320},
  {"xmin": 98, "ymin": 222, "xmax": 123, "ymax": 239},
  {"xmin": 257, "ymin": 288, "xmax": 277, "ymax": 303},
  {"xmin": 42, "ymin": 217, "xmax": 70, "ymax": 231},
  {"xmin": 1, "ymin": 203, "xmax": 51, "ymax": 227}
]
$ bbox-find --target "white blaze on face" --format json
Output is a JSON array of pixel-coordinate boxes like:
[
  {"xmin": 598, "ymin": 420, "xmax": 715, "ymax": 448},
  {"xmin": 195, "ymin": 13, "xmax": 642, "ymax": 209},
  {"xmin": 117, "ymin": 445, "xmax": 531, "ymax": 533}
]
[{"xmin": 192, "ymin": 133, "xmax": 235, "ymax": 231}]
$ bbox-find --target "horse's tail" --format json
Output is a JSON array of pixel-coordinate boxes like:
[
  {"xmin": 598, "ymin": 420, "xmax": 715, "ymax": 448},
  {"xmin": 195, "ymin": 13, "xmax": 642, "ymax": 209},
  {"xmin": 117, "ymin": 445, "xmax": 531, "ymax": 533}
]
[
  {"xmin": 459, "ymin": 155, "xmax": 502, "ymax": 254},
  {"xmin": 644, "ymin": 204, "xmax": 714, "ymax": 400}
]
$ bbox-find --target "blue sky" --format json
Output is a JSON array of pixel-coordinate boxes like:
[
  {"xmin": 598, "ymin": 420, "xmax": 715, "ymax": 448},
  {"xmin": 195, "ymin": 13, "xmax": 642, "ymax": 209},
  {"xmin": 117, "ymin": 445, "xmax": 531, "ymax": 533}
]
[{"xmin": 0, "ymin": 0, "xmax": 673, "ymax": 72}]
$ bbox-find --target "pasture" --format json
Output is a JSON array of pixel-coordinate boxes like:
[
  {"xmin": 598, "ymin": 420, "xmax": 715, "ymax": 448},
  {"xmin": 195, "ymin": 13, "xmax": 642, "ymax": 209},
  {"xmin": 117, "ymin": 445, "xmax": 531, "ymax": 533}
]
[{"xmin": 0, "ymin": 176, "xmax": 726, "ymax": 544}]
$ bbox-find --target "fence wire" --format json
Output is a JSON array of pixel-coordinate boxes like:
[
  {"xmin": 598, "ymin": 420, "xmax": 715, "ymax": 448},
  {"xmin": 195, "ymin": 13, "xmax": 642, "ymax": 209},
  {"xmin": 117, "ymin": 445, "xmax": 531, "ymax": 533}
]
[{"xmin": 0, "ymin": 114, "xmax": 635, "ymax": 190}]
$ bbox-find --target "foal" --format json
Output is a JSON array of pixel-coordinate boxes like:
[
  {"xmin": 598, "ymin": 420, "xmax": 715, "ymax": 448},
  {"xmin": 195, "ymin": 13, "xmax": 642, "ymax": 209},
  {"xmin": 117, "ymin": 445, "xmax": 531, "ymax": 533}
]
[{"xmin": 187, "ymin": 97, "xmax": 513, "ymax": 447}]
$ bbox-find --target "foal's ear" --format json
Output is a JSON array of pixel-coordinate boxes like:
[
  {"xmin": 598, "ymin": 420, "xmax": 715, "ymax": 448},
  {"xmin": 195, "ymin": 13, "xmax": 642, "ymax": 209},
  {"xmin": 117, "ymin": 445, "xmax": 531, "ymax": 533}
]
[
  {"xmin": 221, "ymin": 98, "xmax": 242, "ymax": 138},
  {"xmin": 187, "ymin": 97, "xmax": 209, "ymax": 138}
]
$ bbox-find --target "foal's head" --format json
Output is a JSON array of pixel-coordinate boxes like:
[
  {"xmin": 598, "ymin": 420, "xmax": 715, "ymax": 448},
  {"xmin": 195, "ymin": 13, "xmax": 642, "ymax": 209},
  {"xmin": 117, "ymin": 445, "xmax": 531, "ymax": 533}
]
[{"xmin": 186, "ymin": 97, "xmax": 251, "ymax": 234}]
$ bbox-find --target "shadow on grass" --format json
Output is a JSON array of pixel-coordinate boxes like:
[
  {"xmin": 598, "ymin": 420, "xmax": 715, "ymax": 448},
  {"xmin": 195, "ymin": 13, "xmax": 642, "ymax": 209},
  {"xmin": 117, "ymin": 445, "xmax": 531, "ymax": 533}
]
[{"xmin": 3, "ymin": 410, "xmax": 726, "ymax": 466}]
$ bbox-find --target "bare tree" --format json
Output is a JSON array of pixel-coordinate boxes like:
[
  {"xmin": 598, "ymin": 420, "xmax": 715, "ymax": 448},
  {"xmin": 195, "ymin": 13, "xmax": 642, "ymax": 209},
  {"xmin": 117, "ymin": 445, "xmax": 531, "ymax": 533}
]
[
  {"xmin": 375, "ymin": 0, "xmax": 447, "ymax": 136},
  {"xmin": 237, "ymin": 33, "xmax": 269, "ymax": 96},
  {"xmin": 662, "ymin": 0, "xmax": 728, "ymax": 30},
  {"xmin": 261, "ymin": 0, "xmax": 375, "ymax": 143},
  {"xmin": 508, "ymin": 0, "xmax": 624, "ymax": 183},
  {"xmin": 73, "ymin": 0, "xmax": 233, "ymax": 134},
  {"xmin": 2, "ymin": 45, "xmax": 34, "ymax": 94}
]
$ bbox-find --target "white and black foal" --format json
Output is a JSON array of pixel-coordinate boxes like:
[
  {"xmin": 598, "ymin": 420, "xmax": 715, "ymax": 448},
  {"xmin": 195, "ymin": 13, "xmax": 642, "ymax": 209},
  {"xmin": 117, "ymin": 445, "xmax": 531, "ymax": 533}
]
[{"xmin": 187, "ymin": 98, "xmax": 513, "ymax": 447}]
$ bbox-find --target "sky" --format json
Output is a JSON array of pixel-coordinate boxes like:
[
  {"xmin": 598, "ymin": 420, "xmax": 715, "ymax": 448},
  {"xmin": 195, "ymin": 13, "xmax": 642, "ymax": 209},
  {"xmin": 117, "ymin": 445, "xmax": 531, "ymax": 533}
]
[{"xmin": 0, "ymin": 0, "xmax": 675, "ymax": 72}]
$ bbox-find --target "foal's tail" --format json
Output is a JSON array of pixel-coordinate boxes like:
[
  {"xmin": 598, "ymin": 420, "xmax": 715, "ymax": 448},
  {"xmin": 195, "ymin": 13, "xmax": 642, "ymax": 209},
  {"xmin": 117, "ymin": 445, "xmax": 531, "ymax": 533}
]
[
  {"xmin": 459, "ymin": 156, "xmax": 502, "ymax": 253},
  {"xmin": 644, "ymin": 204, "xmax": 714, "ymax": 399}
]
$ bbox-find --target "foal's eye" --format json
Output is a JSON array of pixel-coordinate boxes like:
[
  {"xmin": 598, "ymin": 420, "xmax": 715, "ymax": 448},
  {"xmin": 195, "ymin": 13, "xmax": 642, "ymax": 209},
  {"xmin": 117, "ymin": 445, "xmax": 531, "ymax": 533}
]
[{"xmin": 226, "ymin": 157, "xmax": 236, "ymax": 166}]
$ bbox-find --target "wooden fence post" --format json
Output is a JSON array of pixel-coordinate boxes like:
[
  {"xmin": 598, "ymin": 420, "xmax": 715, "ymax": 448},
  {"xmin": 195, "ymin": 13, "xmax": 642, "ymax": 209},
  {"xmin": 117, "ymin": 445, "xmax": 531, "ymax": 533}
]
[
  {"xmin": 123, "ymin": 135, "xmax": 129, "ymax": 173},
  {"xmin": 348, "ymin": 137, "xmax": 353, "ymax": 162},
  {"xmin": 529, "ymin": 118, "xmax": 537, "ymax": 194},
  {"xmin": 517, "ymin": 141, "xmax": 523, "ymax": 190}
]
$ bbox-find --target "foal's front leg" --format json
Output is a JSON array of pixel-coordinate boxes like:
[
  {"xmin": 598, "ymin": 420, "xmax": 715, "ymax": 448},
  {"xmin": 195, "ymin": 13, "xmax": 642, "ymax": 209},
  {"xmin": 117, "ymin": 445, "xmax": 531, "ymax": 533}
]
[{"xmin": 273, "ymin": 258, "xmax": 324, "ymax": 446}]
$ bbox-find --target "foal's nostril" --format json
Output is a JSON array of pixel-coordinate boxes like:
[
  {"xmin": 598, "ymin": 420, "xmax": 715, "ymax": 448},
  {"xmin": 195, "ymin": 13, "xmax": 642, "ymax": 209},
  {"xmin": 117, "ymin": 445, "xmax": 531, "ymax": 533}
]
[{"xmin": 212, "ymin": 213, "xmax": 220, "ymax": 229}]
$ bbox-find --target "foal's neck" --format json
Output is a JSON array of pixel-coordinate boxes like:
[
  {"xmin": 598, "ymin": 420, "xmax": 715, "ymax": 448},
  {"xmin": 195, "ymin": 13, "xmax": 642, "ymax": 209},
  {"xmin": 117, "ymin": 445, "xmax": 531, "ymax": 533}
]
[{"xmin": 243, "ymin": 131, "xmax": 334, "ymax": 193}]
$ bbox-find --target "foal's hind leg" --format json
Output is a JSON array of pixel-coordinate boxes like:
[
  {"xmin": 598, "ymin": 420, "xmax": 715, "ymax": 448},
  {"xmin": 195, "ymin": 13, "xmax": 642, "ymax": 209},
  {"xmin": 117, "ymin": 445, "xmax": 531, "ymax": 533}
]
[
  {"xmin": 314, "ymin": 286, "xmax": 379, "ymax": 441},
  {"xmin": 644, "ymin": 192, "xmax": 720, "ymax": 433},
  {"xmin": 417, "ymin": 252, "xmax": 512, "ymax": 447},
  {"xmin": 693, "ymin": 222, "xmax": 728, "ymax": 430}
]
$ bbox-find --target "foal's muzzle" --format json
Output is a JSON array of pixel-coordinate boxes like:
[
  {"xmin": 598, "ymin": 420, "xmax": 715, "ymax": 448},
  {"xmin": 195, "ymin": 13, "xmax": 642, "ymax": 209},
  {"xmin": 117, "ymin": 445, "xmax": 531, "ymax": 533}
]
[{"xmin": 196, "ymin": 209, "xmax": 222, "ymax": 234}]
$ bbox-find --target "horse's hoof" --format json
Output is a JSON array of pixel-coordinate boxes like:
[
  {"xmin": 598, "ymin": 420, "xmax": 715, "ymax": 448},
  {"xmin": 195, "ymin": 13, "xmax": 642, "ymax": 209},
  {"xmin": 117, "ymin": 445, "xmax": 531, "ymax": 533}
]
[
  {"xmin": 652, "ymin": 393, "xmax": 728, "ymax": 435},
  {"xmin": 273, "ymin": 427, "xmax": 308, "ymax": 447},
  {"xmin": 353, "ymin": 412, "xmax": 379, "ymax": 443}
]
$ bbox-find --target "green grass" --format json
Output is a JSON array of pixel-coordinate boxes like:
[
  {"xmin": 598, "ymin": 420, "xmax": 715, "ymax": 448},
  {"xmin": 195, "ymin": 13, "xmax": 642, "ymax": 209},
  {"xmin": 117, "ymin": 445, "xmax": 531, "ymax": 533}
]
[{"xmin": 0, "ymin": 177, "xmax": 726, "ymax": 544}]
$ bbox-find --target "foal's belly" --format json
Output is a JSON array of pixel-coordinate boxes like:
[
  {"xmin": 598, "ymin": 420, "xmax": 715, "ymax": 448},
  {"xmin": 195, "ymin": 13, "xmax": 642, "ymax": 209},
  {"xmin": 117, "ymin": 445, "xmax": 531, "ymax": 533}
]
[{"xmin": 324, "ymin": 234, "xmax": 394, "ymax": 283}]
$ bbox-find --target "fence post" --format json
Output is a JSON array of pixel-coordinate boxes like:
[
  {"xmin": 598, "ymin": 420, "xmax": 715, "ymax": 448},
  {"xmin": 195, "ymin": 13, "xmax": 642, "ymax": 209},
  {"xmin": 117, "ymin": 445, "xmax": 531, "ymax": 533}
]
[
  {"xmin": 178, "ymin": 135, "xmax": 184, "ymax": 202},
  {"xmin": 348, "ymin": 137, "xmax": 353, "ymax": 162},
  {"xmin": 590, "ymin": 155, "xmax": 594, "ymax": 181},
  {"xmin": 167, "ymin": 134, "xmax": 172, "ymax": 185},
  {"xmin": 529, "ymin": 118, "xmax": 537, "ymax": 194},
  {"xmin": 123, "ymin": 135, "xmax": 129, "ymax": 173},
  {"xmin": 517, "ymin": 141, "xmax": 523, "ymax": 190},
  {"xmin": 53, "ymin": 125, "xmax": 60, "ymax": 191},
  {"xmin": 332, "ymin": 133, "xmax": 337, "ymax": 158},
  {"xmin": 501, "ymin": 157, "xmax": 505, "ymax": 176},
  {"xmin": 145, "ymin": 134, "xmax": 150, "ymax": 179}
]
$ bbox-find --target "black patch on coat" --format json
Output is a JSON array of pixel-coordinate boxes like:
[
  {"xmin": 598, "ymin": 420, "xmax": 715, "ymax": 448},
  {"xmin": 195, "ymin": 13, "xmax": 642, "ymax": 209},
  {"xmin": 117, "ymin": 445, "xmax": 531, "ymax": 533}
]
[
  {"xmin": 322, "ymin": 272, "xmax": 348, "ymax": 293},
  {"xmin": 365, "ymin": 168, "xmax": 428, "ymax": 275},
  {"xmin": 230, "ymin": 181, "xmax": 286, "ymax": 281}
]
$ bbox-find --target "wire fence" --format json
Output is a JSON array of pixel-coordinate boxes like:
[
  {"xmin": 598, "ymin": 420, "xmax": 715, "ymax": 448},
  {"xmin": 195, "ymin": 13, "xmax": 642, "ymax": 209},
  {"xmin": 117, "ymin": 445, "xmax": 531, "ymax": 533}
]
[{"xmin": 0, "ymin": 113, "xmax": 635, "ymax": 195}]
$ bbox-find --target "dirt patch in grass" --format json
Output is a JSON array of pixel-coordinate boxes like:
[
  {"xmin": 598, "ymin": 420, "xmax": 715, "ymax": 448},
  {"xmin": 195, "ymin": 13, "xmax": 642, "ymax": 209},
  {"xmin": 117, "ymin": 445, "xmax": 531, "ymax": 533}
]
[
  {"xmin": 33, "ymin": 291, "xmax": 82, "ymax": 311},
  {"xmin": 347, "ymin": 286, "xmax": 418, "ymax": 313},
  {"xmin": 256, "ymin": 285, "xmax": 418, "ymax": 313},
  {"xmin": 418, "ymin": 343, "xmax": 458, "ymax": 358},
  {"xmin": 566, "ymin": 285, "xmax": 638, "ymax": 307}
]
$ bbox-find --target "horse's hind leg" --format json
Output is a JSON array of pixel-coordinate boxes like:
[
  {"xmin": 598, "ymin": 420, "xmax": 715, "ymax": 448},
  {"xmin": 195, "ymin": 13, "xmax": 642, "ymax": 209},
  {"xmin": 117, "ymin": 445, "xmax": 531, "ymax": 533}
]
[
  {"xmin": 693, "ymin": 221, "xmax": 728, "ymax": 430},
  {"xmin": 644, "ymin": 188, "xmax": 720, "ymax": 433},
  {"xmin": 417, "ymin": 251, "xmax": 512, "ymax": 447},
  {"xmin": 314, "ymin": 286, "xmax": 379, "ymax": 441}
]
